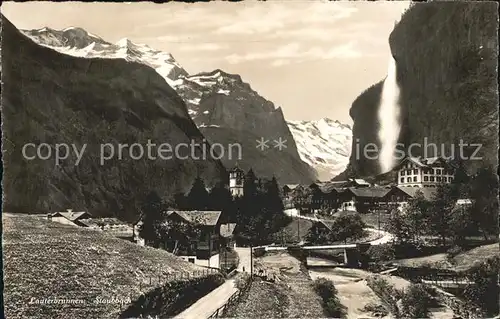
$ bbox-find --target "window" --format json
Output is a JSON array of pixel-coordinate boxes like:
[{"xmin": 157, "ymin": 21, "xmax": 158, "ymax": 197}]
[
  {"xmin": 407, "ymin": 169, "xmax": 412, "ymax": 175},
  {"xmin": 437, "ymin": 170, "xmax": 442, "ymax": 175},
  {"xmin": 400, "ymin": 178, "xmax": 404, "ymax": 183},
  {"xmin": 401, "ymin": 170, "xmax": 405, "ymax": 176},
  {"xmin": 430, "ymin": 176, "xmax": 435, "ymax": 182},
  {"xmin": 437, "ymin": 176, "xmax": 442, "ymax": 182},
  {"xmin": 424, "ymin": 176, "xmax": 429, "ymax": 181},
  {"xmin": 413, "ymin": 176, "xmax": 417, "ymax": 182},
  {"xmin": 188, "ymin": 257, "xmax": 195, "ymax": 263},
  {"xmin": 413, "ymin": 169, "xmax": 418, "ymax": 174},
  {"xmin": 407, "ymin": 177, "xmax": 411, "ymax": 182}
]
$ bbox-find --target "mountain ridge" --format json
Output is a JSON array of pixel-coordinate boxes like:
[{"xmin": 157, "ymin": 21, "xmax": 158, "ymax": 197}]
[
  {"xmin": 21, "ymin": 25, "xmax": 353, "ymax": 183},
  {"xmin": 3, "ymin": 16, "xmax": 226, "ymax": 220}
]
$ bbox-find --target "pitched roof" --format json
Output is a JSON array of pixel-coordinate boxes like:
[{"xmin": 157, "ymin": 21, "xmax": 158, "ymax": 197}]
[
  {"xmin": 220, "ymin": 223, "xmax": 237, "ymax": 237},
  {"xmin": 395, "ymin": 186, "xmax": 437, "ymax": 201},
  {"xmin": 352, "ymin": 178, "xmax": 370, "ymax": 185},
  {"xmin": 348, "ymin": 187, "xmax": 390, "ymax": 198},
  {"xmin": 456, "ymin": 199, "xmax": 473, "ymax": 205},
  {"xmin": 317, "ymin": 220, "xmax": 335, "ymax": 231},
  {"xmin": 79, "ymin": 217, "xmax": 129, "ymax": 228},
  {"xmin": 52, "ymin": 211, "xmax": 90, "ymax": 221},
  {"xmin": 332, "ymin": 210, "xmax": 360, "ymax": 218},
  {"xmin": 284, "ymin": 184, "xmax": 300, "ymax": 190},
  {"xmin": 397, "ymin": 156, "xmax": 452, "ymax": 169},
  {"xmin": 319, "ymin": 183, "xmax": 341, "ymax": 193},
  {"xmin": 165, "ymin": 210, "xmax": 222, "ymax": 226}
]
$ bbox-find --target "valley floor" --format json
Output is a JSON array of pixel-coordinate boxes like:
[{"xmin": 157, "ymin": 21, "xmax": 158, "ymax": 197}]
[{"xmin": 227, "ymin": 252, "xmax": 324, "ymax": 318}]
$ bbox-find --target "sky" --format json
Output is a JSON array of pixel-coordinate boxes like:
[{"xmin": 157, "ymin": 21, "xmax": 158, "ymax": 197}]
[{"xmin": 2, "ymin": 1, "xmax": 410, "ymax": 125}]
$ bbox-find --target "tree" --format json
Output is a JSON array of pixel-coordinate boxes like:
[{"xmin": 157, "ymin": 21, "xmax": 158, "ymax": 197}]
[
  {"xmin": 450, "ymin": 160, "xmax": 470, "ymax": 198},
  {"xmin": 138, "ymin": 191, "xmax": 164, "ymax": 246},
  {"xmin": 449, "ymin": 204, "xmax": 475, "ymax": 247},
  {"xmin": 404, "ymin": 190, "xmax": 431, "ymax": 242},
  {"xmin": 469, "ymin": 167, "xmax": 498, "ymax": 240},
  {"xmin": 262, "ymin": 177, "xmax": 289, "ymax": 230},
  {"xmin": 186, "ymin": 177, "xmax": 210, "ymax": 210},
  {"xmin": 386, "ymin": 208, "xmax": 414, "ymax": 245},
  {"xmin": 428, "ymin": 184, "xmax": 455, "ymax": 246},
  {"xmin": 331, "ymin": 214, "xmax": 365, "ymax": 243},
  {"xmin": 243, "ymin": 169, "xmax": 258, "ymax": 198},
  {"xmin": 306, "ymin": 222, "xmax": 333, "ymax": 244},
  {"xmin": 162, "ymin": 217, "xmax": 201, "ymax": 255},
  {"xmin": 209, "ymin": 182, "xmax": 235, "ymax": 223},
  {"xmin": 174, "ymin": 192, "xmax": 188, "ymax": 210},
  {"xmin": 464, "ymin": 256, "xmax": 500, "ymax": 316}
]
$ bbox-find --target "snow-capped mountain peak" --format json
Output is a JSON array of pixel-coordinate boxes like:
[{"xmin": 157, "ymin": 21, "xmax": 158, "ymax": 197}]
[
  {"xmin": 22, "ymin": 27, "xmax": 188, "ymax": 84},
  {"xmin": 287, "ymin": 118, "xmax": 352, "ymax": 180},
  {"xmin": 115, "ymin": 37, "xmax": 133, "ymax": 47},
  {"xmin": 24, "ymin": 26, "xmax": 352, "ymax": 181}
]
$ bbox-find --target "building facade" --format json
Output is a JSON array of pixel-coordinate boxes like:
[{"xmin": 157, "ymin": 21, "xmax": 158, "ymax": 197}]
[
  {"xmin": 229, "ymin": 165, "xmax": 244, "ymax": 197},
  {"xmin": 396, "ymin": 157, "xmax": 455, "ymax": 188}
]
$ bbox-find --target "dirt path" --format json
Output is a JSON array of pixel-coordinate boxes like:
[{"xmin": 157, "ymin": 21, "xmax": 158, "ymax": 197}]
[{"xmin": 235, "ymin": 246, "xmax": 251, "ymax": 272}]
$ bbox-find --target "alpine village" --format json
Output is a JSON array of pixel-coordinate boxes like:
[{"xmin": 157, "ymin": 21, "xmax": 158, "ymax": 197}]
[{"xmin": 2, "ymin": 2, "xmax": 499, "ymax": 319}]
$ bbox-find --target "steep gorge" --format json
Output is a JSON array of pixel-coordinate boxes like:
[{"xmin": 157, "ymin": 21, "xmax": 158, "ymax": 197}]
[{"xmin": 338, "ymin": 2, "xmax": 498, "ymax": 179}]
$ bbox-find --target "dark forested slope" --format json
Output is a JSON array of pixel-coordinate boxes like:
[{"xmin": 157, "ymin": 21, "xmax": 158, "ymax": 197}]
[{"xmin": 1, "ymin": 16, "xmax": 226, "ymax": 220}]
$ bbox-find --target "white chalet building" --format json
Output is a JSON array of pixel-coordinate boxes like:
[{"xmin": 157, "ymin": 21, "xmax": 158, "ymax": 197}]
[{"xmin": 395, "ymin": 156, "xmax": 455, "ymax": 188}]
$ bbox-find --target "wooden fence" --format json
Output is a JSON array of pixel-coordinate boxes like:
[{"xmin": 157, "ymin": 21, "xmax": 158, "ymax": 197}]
[
  {"xmin": 138, "ymin": 267, "xmax": 220, "ymax": 290},
  {"xmin": 208, "ymin": 275, "xmax": 253, "ymax": 318}
]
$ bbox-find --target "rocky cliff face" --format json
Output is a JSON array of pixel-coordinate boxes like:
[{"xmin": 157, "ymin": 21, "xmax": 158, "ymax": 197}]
[
  {"xmin": 287, "ymin": 118, "xmax": 352, "ymax": 181},
  {"xmin": 171, "ymin": 70, "xmax": 317, "ymax": 184},
  {"xmin": 341, "ymin": 2, "xmax": 498, "ymax": 179},
  {"xmin": 1, "ymin": 16, "xmax": 226, "ymax": 220},
  {"xmin": 24, "ymin": 27, "xmax": 317, "ymax": 184}
]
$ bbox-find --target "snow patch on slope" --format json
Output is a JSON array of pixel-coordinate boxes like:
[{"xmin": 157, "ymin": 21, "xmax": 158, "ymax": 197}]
[
  {"xmin": 22, "ymin": 28, "xmax": 187, "ymax": 84},
  {"xmin": 287, "ymin": 118, "xmax": 352, "ymax": 180}
]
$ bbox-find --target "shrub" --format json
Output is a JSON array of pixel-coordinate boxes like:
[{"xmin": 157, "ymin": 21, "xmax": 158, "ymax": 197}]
[
  {"xmin": 324, "ymin": 297, "xmax": 345, "ymax": 318},
  {"xmin": 446, "ymin": 245, "xmax": 463, "ymax": 261},
  {"xmin": 367, "ymin": 243, "xmax": 396, "ymax": 262},
  {"xmin": 463, "ymin": 255, "xmax": 500, "ymax": 316},
  {"xmin": 119, "ymin": 274, "xmax": 225, "ymax": 318},
  {"xmin": 366, "ymin": 275, "xmax": 400, "ymax": 317},
  {"xmin": 312, "ymin": 278, "xmax": 346, "ymax": 318},
  {"xmin": 313, "ymin": 278, "xmax": 337, "ymax": 301},
  {"xmin": 361, "ymin": 302, "xmax": 389, "ymax": 317},
  {"xmin": 235, "ymin": 272, "xmax": 252, "ymax": 290},
  {"xmin": 400, "ymin": 284, "xmax": 432, "ymax": 318},
  {"xmin": 253, "ymin": 247, "xmax": 266, "ymax": 258}
]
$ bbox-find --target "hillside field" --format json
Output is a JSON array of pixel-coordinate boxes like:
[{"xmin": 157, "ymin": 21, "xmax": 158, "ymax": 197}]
[{"xmin": 2, "ymin": 213, "xmax": 211, "ymax": 319}]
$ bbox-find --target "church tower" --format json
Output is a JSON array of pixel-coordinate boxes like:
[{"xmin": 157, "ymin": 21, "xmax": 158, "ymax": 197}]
[{"xmin": 229, "ymin": 164, "xmax": 244, "ymax": 197}]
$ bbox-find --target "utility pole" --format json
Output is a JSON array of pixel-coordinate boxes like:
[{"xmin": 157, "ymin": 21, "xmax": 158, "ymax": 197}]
[
  {"xmin": 297, "ymin": 219, "xmax": 300, "ymax": 243},
  {"xmin": 250, "ymin": 245, "xmax": 253, "ymax": 275}
]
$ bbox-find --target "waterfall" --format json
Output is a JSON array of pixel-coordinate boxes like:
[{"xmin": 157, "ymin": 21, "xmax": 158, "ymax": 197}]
[{"xmin": 377, "ymin": 54, "xmax": 402, "ymax": 173}]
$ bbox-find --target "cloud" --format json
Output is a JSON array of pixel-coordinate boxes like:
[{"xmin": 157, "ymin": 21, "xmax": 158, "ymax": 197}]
[
  {"xmin": 178, "ymin": 43, "xmax": 227, "ymax": 52},
  {"xmin": 225, "ymin": 41, "xmax": 363, "ymax": 66},
  {"xmin": 214, "ymin": 2, "xmax": 358, "ymax": 36}
]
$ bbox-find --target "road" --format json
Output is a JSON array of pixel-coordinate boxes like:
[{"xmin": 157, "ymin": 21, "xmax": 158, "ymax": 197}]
[
  {"xmin": 234, "ymin": 246, "xmax": 251, "ymax": 272},
  {"xmin": 175, "ymin": 246, "xmax": 251, "ymax": 319},
  {"xmin": 285, "ymin": 210, "xmax": 394, "ymax": 246},
  {"xmin": 174, "ymin": 278, "xmax": 238, "ymax": 319}
]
